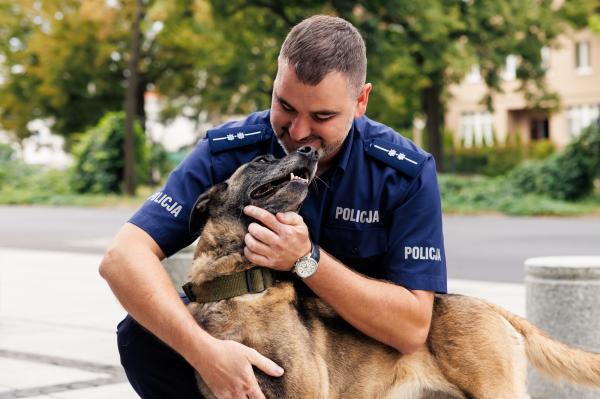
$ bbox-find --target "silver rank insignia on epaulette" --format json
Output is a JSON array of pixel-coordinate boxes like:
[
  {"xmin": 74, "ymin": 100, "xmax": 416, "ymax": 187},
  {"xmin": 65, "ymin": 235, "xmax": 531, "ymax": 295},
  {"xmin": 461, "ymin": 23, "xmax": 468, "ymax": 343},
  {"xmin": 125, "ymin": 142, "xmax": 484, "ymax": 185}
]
[
  {"xmin": 364, "ymin": 139, "xmax": 427, "ymax": 178},
  {"xmin": 207, "ymin": 124, "xmax": 273, "ymax": 154}
]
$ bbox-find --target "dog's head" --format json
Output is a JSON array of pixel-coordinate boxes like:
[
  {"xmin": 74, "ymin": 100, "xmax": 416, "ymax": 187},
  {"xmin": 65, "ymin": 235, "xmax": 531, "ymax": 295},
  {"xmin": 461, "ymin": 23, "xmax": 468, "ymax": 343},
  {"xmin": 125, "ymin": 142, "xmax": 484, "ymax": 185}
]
[{"xmin": 189, "ymin": 146, "xmax": 319, "ymax": 237}]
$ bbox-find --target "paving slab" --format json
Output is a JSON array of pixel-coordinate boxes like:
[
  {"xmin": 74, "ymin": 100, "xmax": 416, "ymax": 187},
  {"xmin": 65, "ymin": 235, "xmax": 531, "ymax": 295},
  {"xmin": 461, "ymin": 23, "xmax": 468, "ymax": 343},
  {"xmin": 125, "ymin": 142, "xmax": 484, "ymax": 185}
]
[
  {"xmin": 448, "ymin": 278, "xmax": 526, "ymax": 316},
  {"xmin": 50, "ymin": 383, "xmax": 137, "ymax": 399},
  {"xmin": 0, "ymin": 357, "xmax": 108, "ymax": 391},
  {"xmin": 0, "ymin": 249, "xmax": 125, "ymax": 329}
]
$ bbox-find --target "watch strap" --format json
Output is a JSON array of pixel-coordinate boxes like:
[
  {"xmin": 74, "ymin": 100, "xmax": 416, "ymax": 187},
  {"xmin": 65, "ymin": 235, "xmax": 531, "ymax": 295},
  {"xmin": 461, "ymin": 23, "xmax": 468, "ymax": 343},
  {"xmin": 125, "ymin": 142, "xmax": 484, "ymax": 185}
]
[{"xmin": 309, "ymin": 241, "xmax": 320, "ymax": 263}]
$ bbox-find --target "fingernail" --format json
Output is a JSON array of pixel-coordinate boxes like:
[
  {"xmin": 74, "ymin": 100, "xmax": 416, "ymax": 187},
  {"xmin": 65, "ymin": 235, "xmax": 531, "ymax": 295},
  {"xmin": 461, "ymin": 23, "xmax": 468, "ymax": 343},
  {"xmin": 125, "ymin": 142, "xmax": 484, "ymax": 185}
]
[{"xmin": 275, "ymin": 366, "xmax": 284, "ymax": 375}]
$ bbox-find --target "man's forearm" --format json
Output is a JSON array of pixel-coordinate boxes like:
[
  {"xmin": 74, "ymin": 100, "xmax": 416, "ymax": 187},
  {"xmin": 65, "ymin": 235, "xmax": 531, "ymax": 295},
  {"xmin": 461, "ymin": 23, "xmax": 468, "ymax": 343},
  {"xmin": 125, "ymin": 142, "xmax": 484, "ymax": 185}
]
[
  {"xmin": 302, "ymin": 250, "xmax": 434, "ymax": 354},
  {"xmin": 99, "ymin": 227, "xmax": 215, "ymax": 367}
]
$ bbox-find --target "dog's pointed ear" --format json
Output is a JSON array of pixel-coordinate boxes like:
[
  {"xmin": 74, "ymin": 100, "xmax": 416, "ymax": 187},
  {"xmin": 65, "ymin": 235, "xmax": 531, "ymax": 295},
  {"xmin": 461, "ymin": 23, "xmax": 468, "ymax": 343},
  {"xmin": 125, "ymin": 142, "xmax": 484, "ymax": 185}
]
[{"xmin": 188, "ymin": 182, "xmax": 228, "ymax": 237}]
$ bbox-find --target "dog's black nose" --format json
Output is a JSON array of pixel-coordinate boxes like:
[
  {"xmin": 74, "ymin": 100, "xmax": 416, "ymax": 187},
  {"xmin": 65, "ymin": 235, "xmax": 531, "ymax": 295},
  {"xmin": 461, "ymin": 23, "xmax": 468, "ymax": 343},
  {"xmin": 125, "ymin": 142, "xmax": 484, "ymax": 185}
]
[{"xmin": 298, "ymin": 146, "xmax": 318, "ymax": 159}]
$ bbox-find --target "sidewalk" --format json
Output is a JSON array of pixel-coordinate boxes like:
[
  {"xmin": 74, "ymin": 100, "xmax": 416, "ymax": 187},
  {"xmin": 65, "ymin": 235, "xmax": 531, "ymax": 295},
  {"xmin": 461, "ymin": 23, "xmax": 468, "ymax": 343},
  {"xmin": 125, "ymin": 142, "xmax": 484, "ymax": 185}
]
[{"xmin": 0, "ymin": 248, "xmax": 526, "ymax": 398}]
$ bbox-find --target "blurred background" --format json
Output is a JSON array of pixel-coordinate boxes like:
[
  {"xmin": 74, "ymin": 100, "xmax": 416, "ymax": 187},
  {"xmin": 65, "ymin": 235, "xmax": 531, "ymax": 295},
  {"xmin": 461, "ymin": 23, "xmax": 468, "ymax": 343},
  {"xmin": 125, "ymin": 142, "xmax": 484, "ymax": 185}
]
[
  {"xmin": 0, "ymin": 2, "xmax": 599, "ymax": 397},
  {"xmin": 0, "ymin": 0, "xmax": 598, "ymax": 215}
]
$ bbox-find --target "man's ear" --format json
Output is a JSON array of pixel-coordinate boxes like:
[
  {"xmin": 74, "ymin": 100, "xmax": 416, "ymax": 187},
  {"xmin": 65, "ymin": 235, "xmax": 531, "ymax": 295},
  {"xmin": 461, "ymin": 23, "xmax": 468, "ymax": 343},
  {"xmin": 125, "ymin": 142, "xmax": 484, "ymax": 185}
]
[
  {"xmin": 188, "ymin": 182, "xmax": 228, "ymax": 237},
  {"xmin": 354, "ymin": 83, "xmax": 372, "ymax": 118}
]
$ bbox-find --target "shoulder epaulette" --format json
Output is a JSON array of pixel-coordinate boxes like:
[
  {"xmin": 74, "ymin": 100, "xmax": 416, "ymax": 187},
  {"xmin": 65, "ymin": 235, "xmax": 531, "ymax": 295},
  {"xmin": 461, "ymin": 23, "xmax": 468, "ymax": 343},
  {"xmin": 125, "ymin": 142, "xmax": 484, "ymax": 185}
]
[
  {"xmin": 364, "ymin": 139, "xmax": 428, "ymax": 178},
  {"xmin": 207, "ymin": 124, "xmax": 273, "ymax": 154}
]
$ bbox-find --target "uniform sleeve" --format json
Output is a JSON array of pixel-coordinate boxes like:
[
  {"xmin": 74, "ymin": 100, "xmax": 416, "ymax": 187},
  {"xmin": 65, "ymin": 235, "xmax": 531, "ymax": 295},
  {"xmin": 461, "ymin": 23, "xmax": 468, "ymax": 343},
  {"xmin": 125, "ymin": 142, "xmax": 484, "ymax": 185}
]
[
  {"xmin": 383, "ymin": 157, "xmax": 447, "ymax": 293},
  {"xmin": 128, "ymin": 138, "xmax": 214, "ymax": 257}
]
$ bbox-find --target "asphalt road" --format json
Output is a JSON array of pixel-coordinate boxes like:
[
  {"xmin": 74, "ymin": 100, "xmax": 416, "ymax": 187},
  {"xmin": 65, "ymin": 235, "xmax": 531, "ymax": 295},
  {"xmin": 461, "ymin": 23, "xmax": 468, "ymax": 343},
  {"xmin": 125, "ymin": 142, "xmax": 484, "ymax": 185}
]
[{"xmin": 1, "ymin": 206, "xmax": 598, "ymax": 283}]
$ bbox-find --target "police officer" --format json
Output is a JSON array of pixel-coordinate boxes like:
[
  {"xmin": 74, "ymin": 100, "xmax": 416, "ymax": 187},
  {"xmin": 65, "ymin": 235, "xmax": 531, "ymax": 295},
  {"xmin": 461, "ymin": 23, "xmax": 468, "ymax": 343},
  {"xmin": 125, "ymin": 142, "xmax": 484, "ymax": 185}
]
[{"xmin": 100, "ymin": 15, "xmax": 447, "ymax": 399}]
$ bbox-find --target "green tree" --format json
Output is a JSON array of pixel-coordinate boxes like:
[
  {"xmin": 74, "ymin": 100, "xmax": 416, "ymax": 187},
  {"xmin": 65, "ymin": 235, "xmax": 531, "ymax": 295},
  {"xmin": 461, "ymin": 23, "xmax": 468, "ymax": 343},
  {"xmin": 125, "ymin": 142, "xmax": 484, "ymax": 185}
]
[{"xmin": 0, "ymin": 0, "xmax": 215, "ymax": 141}]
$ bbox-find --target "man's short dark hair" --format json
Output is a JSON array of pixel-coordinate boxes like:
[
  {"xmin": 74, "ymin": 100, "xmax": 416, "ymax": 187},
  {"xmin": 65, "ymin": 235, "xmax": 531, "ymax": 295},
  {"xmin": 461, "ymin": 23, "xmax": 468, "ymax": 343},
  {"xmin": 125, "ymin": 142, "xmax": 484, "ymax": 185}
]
[{"xmin": 279, "ymin": 15, "xmax": 367, "ymax": 97}]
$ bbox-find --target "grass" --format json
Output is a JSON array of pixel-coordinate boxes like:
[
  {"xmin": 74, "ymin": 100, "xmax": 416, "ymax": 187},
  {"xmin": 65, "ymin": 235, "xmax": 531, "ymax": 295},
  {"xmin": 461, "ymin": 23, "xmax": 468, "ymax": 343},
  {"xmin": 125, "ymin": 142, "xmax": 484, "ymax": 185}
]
[
  {"xmin": 1, "ymin": 189, "xmax": 154, "ymax": 207},
  {"xmin": 0, "ymin": 162, "xmax": 153, "ymax": 207}
]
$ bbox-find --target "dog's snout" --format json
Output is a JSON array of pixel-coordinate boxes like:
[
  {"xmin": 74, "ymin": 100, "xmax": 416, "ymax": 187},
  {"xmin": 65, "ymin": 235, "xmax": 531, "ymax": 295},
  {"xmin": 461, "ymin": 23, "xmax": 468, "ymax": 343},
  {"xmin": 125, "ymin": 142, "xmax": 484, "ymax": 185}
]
[{"xmin": 298, "ymin": 146, "xmax": 318, "ymax": 159}]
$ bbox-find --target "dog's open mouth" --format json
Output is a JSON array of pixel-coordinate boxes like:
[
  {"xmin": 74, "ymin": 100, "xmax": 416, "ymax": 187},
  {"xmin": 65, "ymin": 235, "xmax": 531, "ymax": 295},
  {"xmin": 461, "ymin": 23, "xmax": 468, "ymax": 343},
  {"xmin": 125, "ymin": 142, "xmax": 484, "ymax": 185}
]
[{"xmin": 250, "ymin": 168, "xmax": 311, "ymax": 200}]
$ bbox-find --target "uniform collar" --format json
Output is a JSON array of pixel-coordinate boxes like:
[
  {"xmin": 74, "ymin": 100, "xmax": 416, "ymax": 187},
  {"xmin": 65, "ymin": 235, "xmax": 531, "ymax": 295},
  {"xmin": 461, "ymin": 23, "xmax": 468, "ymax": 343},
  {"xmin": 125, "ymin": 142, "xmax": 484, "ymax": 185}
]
[{"xmin": 334, "ymin": 120, "xmax": 357, "ymax": 173}]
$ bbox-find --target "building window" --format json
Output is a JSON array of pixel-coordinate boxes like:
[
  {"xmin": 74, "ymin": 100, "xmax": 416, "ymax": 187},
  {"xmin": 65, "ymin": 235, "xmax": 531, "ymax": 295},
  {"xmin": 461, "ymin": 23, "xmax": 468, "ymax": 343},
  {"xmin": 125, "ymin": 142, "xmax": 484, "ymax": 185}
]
[
  {"xmin": 530, "ymin": 118, "xmax": 549, "ymax": 141},
  {"xmin": 575, "ymin": 41, "xmax": 592, "ymax": 75},
  {"xmin": 567, "ymin": 104, "xmax": 600, "ymax": 136},
  {"xmin": 465, "ymin": 64, "xmax": 481, "ymax": 84},
  {"xmin": 541, "ymin": 46, "xmax": 551, "ymax": 70},
  {"xmin": 502, "ymin": 55, "xmax": 518, "ymax": 81},
  {"xmin": 460, "ymin": 111, "xmax": 494, "ymax": 148}
]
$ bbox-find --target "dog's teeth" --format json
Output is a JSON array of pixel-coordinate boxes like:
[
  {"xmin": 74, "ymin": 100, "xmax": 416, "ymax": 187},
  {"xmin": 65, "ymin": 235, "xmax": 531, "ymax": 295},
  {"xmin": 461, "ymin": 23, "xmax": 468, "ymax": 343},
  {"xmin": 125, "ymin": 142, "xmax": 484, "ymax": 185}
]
[{"xmin": 289, "ymin": 172, "xmax": 308, "ymax": 183}]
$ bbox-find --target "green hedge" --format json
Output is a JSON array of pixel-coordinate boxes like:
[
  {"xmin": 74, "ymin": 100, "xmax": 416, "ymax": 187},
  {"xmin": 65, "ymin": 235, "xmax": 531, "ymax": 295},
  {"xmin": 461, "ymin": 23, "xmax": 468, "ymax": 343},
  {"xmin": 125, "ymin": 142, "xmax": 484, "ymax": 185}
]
[
  {"xmin": 439, "ymin": 173, "xmax": 600, "ymax": 215},
  {"xmin": 444, "ymin": 140, "xmax": 555, "ymax": 176}
]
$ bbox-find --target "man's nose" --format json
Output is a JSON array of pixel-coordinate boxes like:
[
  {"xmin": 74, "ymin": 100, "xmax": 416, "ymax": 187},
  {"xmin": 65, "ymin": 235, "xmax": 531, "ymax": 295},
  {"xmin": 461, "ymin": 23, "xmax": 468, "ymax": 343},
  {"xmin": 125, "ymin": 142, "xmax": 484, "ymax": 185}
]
[{"xmin": 289, "ymin": 116, "xmax": 311, "ymax": 142}]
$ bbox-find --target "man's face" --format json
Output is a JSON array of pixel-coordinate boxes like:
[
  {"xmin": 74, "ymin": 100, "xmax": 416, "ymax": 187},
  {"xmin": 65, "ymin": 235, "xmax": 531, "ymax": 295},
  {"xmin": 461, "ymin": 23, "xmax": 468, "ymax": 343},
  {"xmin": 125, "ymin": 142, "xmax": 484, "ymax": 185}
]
[{"xmin": 270, "ymin": 62, "xmax": 370, "ymax": 168}]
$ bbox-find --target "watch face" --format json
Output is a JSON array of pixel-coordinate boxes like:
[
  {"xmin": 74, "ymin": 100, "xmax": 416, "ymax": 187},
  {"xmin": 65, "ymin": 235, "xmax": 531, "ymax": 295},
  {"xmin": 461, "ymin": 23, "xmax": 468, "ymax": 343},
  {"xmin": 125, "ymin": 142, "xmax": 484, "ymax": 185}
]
[{"xmin": 295, "ymin": 258, "xmax": 318, "ymax": 278}]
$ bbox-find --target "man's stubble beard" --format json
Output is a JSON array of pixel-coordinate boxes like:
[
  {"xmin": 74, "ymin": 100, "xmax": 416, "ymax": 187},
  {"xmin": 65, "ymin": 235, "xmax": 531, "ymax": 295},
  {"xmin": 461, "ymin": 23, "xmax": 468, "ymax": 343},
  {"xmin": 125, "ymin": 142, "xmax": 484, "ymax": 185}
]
[{"xmin": 274, "ymin": 116, "xmax": 353, "ymax": 162}]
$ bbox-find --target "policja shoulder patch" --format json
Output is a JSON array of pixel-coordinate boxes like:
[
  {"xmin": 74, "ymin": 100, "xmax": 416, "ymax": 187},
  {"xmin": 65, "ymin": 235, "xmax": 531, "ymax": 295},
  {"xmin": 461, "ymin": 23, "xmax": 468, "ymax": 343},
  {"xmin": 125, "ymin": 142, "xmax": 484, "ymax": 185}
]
[
  {"xmin": 364, "ymin": 139, "xmax": 428, "ymax": 178},
  {"xmin": 207, "ymin": 124, "xmax": 273, "ymax": 154}
]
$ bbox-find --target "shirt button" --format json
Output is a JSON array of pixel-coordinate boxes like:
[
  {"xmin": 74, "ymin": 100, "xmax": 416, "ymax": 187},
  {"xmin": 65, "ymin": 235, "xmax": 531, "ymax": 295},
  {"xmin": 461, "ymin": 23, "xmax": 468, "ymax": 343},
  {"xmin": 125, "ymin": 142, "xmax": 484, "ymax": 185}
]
[{"xmin": 352, "ymin": 247, "xmax": 359, "ymax": 255}]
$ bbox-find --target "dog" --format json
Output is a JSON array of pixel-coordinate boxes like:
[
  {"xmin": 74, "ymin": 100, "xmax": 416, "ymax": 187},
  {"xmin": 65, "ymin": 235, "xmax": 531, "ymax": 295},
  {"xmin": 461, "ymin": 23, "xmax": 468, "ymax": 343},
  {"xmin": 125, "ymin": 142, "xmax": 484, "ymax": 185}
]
[{"xmin": 184, "ymin": 147, "xmax": 600, "ymax": 398}]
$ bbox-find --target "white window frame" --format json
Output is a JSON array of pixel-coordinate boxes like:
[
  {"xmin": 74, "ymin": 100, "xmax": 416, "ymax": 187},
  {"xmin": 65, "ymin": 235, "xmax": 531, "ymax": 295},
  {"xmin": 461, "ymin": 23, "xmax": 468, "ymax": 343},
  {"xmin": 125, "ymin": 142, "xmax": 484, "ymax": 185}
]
[
  {"xmin": 502, "ymin": 55, "xmax": 518, "ymax": 81},
  {"xmin": 567, "ymin": 104, "xmax": 600, "ymax": 136},
  {"xmin": 460, "ymin": 111, "xmax": 494, "ymax": 148},
  {"xmin": 575, "ymin": 41, "xmax": 592, "ymax": 76},
  {"xmin": 465, "ymin": 64, "xmax": 481, "ymax": 84},
  {"xmin": 541, "ymin": 46, "xmax": 551, "ymax": 70}
]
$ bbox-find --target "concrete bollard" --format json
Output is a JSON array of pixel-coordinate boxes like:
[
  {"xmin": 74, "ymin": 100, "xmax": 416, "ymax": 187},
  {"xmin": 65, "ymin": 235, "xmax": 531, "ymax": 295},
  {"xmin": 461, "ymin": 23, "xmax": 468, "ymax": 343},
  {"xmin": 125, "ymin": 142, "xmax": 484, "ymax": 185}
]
[
  {"xmin": 525, "ymin": 256, "xmax": 600, "ymax": 399},
  {"xmin": 161, "ymin": 245, "xmax": 195, "ymax": 292}
]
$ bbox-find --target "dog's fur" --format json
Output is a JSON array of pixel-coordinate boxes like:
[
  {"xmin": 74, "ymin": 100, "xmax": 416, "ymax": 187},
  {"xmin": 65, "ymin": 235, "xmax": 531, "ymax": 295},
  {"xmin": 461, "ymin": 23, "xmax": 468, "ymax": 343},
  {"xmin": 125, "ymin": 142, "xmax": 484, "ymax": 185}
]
[{"xmin": 186, "ymin": 149, "xmax": 600, "ymax": 398}]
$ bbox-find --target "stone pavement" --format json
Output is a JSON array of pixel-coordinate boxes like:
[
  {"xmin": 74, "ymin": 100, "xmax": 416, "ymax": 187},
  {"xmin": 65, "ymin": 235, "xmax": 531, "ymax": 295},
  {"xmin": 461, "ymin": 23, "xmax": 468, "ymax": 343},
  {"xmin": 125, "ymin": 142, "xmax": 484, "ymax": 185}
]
[{"xmin": 0, "ymin": 247, "xmax": 526, "ymax": 398}]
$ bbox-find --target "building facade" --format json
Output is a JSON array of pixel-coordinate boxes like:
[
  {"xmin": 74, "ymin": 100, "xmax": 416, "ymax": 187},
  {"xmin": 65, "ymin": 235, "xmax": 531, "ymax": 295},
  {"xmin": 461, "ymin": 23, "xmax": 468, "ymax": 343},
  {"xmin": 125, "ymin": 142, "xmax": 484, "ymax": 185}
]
[{"xmin": 445, "ymin": 29, "xmax": 600, "ymax": 148}]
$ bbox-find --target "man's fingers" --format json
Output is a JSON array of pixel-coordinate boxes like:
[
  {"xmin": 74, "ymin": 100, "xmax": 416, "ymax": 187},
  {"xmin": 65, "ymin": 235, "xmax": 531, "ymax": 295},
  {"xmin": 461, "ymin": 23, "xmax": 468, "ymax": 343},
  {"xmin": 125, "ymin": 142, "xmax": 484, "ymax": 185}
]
[
  {"xmin": 247, "ymin": 222, "xmax": 279, "ymax": 245},
  {"xmin": 276, "ymin": 211, "xmax": 303, "ymax": 225},
  {"xmin": 244, "ymin": 206, "xmax": 281, "ymax": 233},
  {"xmin": 246, "ymin": 384, "xmax": 266, "ymax": 399},
  {"xmin": 244, "ymin": 232, "xmax": 270, "ymax": 255},
  {"xmin": 244, "ymin": 247, "xmax": 271, "ymax": 267},
  {"xmin": 245, "ymin": 347, "xmax": 284, "ymax": 377}
]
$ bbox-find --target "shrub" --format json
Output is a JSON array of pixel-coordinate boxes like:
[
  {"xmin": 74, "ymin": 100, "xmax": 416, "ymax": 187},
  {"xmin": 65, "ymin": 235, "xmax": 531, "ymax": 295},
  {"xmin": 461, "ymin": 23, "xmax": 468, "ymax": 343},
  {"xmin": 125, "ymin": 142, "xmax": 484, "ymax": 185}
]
[
  {"xmin": 509, "ymin": 125, "xmax": 600, "ymax": 200},
  {"xmin": 70, "ymin": 112, "xmax": 150, "ymax": 194},
  {"xmin": 0, "ymin": 143, "xmax": 14, "ymax": 162},
  {"xmin": 507, "ymin": 160, "xmax": 545, "ymax": 194}
]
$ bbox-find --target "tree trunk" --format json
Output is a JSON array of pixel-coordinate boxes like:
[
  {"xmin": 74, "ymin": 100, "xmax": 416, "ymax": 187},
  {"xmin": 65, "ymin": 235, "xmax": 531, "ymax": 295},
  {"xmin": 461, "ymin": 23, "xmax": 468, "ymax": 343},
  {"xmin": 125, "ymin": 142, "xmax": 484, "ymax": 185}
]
[
  {"xmin": 422, "ymin": 84, "xmax": 444, "ymax": 172},
  {"xmin": 124, "ymin": 0, "xmax": 144, "ymax": 196},
  {"xmin": 137, "ymin": 75, "xmax": 147, "ymax": 130}
]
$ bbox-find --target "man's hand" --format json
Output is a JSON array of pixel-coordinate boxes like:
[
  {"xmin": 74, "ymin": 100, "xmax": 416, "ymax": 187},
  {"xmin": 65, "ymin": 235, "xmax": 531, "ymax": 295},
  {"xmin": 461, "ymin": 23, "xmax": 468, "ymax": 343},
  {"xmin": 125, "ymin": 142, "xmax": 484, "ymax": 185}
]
[
  {"xmin": 243, "ymin": 205, "xmax": 311, "ymax": 271},
  {"xmin": 195, "ymin": 337, "xmax": 284, "ymax": 399}
]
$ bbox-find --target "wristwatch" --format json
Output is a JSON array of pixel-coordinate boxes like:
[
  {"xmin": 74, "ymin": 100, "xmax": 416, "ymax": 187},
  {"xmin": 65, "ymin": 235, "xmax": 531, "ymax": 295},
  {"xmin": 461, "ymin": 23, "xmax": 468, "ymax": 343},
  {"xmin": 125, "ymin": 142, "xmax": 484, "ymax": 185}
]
[{"xmin": 293, "ymin": 241, "xmax": 320, "ymax": 279}]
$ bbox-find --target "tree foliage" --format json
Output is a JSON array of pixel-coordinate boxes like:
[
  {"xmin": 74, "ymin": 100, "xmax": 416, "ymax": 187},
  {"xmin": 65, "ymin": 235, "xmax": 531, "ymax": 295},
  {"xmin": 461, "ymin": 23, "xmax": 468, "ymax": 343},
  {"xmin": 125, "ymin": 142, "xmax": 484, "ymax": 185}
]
[
  {"xmin": 0, "ymin": 0, "xmax": 593, "ymax": 172},
  {"xmin": 0, "ymin": 0, "xmax": 215, "ymax": 141}
]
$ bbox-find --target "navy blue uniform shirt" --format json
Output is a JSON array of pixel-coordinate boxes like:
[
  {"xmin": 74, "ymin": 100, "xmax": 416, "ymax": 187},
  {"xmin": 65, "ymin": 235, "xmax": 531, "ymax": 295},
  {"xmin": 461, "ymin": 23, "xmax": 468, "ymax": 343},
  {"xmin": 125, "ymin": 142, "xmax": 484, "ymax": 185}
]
[{"xmin": 130, "ymin": 110, "xmax": 447, "ymax": 293}]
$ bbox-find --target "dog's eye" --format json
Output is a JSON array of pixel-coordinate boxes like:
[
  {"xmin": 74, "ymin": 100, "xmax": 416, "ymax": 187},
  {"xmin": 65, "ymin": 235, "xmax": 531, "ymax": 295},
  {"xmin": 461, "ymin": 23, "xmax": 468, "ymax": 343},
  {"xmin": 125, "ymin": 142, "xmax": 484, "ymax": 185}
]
[{"xmin": 255, "ymin": 156, "xmax": 271, "ymax": 163}]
